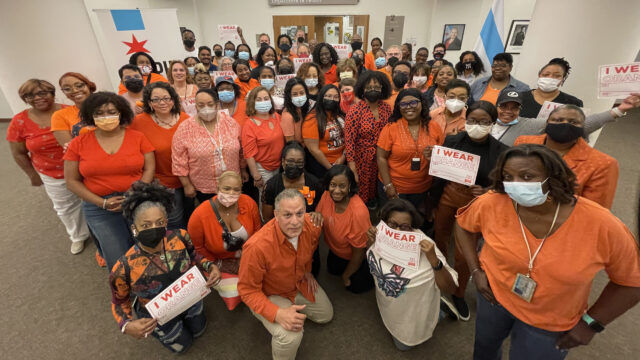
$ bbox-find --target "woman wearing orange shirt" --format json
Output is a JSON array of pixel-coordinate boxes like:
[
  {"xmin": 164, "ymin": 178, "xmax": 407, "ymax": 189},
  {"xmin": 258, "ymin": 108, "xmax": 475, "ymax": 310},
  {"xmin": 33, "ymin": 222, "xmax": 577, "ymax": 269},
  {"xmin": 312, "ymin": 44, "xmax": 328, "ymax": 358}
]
[
  {"xmin": 167, "ymin": 60, "xmax": 198, "ymax": 118},
  {"xmin": 313, "ymin": 43, "xmax": 339, "ymax": 84},
  {"xmin": 51, "ymin": 72, "xmax": 97, "ymax": 147},
  {"xmin": 365, "ymin": 37, "xmax": 383, "ymax": 71},
  {"xmin": 456, "ymin": 144, "xmax": 640, "ymax": 360},
  {"xmin": 429, "ymin": 79, "xmax": 470, "ymax": 137},
  {"xmin": 117, "ymin": 52, "xmax": 168, "ymax": 95},
  {"xmin": 297, "ymin": 62, "xmax": 325, "ymax": 102},
  {"xmin": 513, "ymin": 105, "xmax": 619, "ymax": 209},
  {"xmin": 233, "ymin": 59, "xmax": 259, "ymax": 99},
  {"xmin": 316, "ymin": 165, "xmax": 373, "ymax": 293},
  {"xmin": 130, "ymin": 82, "xmax": 190, "ymax": 229},
  {"xmin": 64, "ymin": 92, "xmax": 155, "ymax": 271},
  {"xmin": 214, "ymin": 76, "xmax": 247, "ymax": 126},
  {"xmin": 377, "ymin": 88, "xmax": 444, "ymax": 211},
  {"xmin": 302, "ymin": 84, "xmax": 346, "ymax": 178},
  {"xmin": 281, "ymin": 77, "xmax": 311, "ymax": 144}
]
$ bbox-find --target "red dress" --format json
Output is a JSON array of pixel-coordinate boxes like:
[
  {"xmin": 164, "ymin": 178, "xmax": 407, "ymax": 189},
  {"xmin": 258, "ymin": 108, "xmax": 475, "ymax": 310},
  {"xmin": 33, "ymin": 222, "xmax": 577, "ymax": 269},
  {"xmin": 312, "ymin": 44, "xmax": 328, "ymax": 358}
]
[{"xmin": 344, "ymin": 100, "xmax": 392, "ymax": 203}]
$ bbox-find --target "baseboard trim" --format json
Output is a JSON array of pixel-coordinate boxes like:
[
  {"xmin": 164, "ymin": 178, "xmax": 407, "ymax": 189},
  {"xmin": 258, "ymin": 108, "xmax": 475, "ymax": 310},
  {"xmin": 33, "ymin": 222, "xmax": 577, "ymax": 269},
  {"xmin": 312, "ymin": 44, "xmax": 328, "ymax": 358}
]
[{"xmin": 0, "ymin": 118, "xmax": 11, "ymax": 123}]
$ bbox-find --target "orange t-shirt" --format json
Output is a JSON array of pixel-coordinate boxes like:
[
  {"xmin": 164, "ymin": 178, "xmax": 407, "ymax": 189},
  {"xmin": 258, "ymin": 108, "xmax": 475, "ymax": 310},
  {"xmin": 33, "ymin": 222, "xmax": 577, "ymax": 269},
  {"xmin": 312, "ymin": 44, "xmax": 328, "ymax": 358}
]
[
  {"xmin": 117, "ymin": 73, "xmax": 168, "ymax": 95},
  {"xmin": 384, "ymin": 90, "xmax": 399, "ymax": 110},
  {"xmin": 377, "ymin": 67, "xmax": 393, "ymax": 84},
  {"xmin": 429, "ymin": 106, "xmax": 467, "ymax": 137},
  {"xmin": 241, "ymin": 113, "xmax": 285, "ymax": 171},
  {"xmin": 63, "ymin": 129, "xmax": 155, "ymax": 196},
  {"xmin": 364, "ymin": 52, "xmax": 376, "ymax": 71},
  {"xmin": 187, "ymin": 194, "xmax": 261, "ymax": 261},
  {"xmin": 316, "ymin": 192, "xmax": 370, "ymax": 260},
  {"xmin": 456, "ymin": 192, "xmax": 640, "ymax": 331},
  {"xmin": 280, "ymin": 108, "xmax": 304, "ymax": 143},
  {"xmin": 513, "ymin": 135, "xmax": 619, "ymax": 209},
  {"xmin": 129, "ymin": 112, "xmax": 189, "ymax": 188},
  {"xmin": 228, "ymin": 98, "xmax": 248, "ymax": 127},
  {"xmin": 324, "ymin": 64, "xmax": 338, "ymax": 84},
  {"xmin": 238, "ymin": 215, "xmax": 322, "ymax": 322},
  {"xmin": 50, "ymin": 105, "xmax": 93, "ymax": 136},
  {"xmin": 235, "ymin": 78, "xmax": 259, "ymax": 99},
  {"xmin": 249, "ymin": 60, "xmax": 259, "ymax": 70},
  {"xmin": 479, "ymin": 85, "xmax": 501, "ymax": 105},
  {"xmin": 302, "ymin": 111, "xmax": 345, "ymax": 163},
  {"xmin": 377, "ymin": 118, "xmax": 444, "ymax": 194}
]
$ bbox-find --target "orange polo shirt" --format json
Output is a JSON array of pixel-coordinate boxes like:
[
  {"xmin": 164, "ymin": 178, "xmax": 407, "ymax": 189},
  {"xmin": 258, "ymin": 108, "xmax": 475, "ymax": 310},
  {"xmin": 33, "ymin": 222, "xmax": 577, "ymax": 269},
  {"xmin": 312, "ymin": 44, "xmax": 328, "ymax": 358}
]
[
  {"xmin": 117, "ymin": 73, "xmax": 168, "ymax": 95},
  {"xmin": 456, "ymin": 192, "xmax": 640, "ymax": 331},
  {"xmin": 429, "ymin": 106, "xmax": 467, "ymax": 137},
  {"xmin": 187, "ymin": 194, "xmax": 262, "ymax": 261},
  {"xmin": 316, "ymin": 192, "xmax": 370, "ymax": 260},
  {"xmin": 302, "ymin": 111, "xmax": 345, "ymax": 163},
  {"xmin": 324, "ymin": 64, "xmax": 338, "ymax": 84},
  {"xmin": 479, "ymin": 85, "xmax": 501, "ymax": 105},
  {"xmin": 364, "ymin": 52, "xmax": 375, "ymax": 71},
  {"xmin": 377, "ymin": 118, "xmax": 444, "ymax": 194},
  {"xmin": 235, "ymin": 78, "xmax": 259, "ymax": 99},
  {"xmin": 129, "ymin": 112, "xmax": 189, "ymax": 188},
  {"xmin": 513, "ymin": 135, "xmax": 619, "ymax": 209},
  {"xmin": 50, "ymin": 105, "xmax": 93, "ymax": 136},
  {"xmin": 238, "ymin": 215, "xmax": 321, "ymax": 322}
]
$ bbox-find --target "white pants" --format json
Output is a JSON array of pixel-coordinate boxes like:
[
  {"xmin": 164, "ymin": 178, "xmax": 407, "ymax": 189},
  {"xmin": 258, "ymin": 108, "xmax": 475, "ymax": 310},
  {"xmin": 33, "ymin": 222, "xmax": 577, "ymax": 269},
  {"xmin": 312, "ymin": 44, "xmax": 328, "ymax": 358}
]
[{"xmin": 39, "ymin": 173, "xmax": 90, "ymax": 243}]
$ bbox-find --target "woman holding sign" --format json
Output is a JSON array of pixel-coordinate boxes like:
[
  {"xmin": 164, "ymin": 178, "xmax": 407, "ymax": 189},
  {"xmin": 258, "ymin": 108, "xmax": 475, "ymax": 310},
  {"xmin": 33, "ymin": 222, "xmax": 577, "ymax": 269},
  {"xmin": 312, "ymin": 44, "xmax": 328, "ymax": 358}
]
[
  {"xmin": 455, "ymin": 144, "xmax": 640, "ymax": 359},
  {"xmin": 110, "ymin": 181, "xmax": 220, "ymax": 354}
]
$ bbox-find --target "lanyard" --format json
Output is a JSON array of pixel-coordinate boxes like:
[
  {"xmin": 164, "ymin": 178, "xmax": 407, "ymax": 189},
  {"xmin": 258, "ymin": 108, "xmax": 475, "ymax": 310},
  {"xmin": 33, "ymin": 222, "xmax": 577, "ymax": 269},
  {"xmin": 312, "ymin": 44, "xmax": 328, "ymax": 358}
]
[
  {"xmin": 515, "ymin": 202, "xmax": 560, "ymax": 276},
  {"xmin": 402, "ymin": 120, "xmax": 422, "ymax": 157},
  {"xmin": 203, "ymin": 120, "xmax": 226, "ymax": 171}
]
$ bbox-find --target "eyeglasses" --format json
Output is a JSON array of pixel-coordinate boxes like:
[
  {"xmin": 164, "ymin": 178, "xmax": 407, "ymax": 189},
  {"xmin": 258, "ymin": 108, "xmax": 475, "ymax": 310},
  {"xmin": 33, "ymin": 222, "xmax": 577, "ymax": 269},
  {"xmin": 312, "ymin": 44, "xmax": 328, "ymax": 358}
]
[
  {"xmin": 398, "ymin": 100, "xmax": 420, "ymax": 109},
  {"xmin": 491, "ymin": 63, "xmax": 509, "ymax": 69},
  {"xmin": 150, "ymin": 97, "xmax": 173, "ymax": 104},
  {"xmin": 498, "ymin": 103, "xmax": 521, "ymax": 111},
  {"xmin": 24, "ymin": 91, "xmax": 52, "ymax": 101},
  {"xmin": 364, "ymin": 86, "xmax": 382, "ymax": 92},
  {"xmin": 61, "ymin": 83, "xmax": 87, "ymax": 93},
  {"xmin": 467, "ymin": 119, "xmax": 493, "ymax": 126},
  {"xmin": 387, "ymin": 221, "xmax": 413, "ymax": 232},
  {"xmin": 284, "ymin": 160, "xmax": 304, "ymax": 167}
]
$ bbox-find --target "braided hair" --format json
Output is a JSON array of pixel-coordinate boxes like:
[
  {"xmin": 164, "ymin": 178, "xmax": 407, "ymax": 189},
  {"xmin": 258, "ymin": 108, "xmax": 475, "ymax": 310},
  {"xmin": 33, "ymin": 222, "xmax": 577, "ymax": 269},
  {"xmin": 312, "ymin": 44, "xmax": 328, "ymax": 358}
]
[{"xmin": 122, "ymin": 181, "xmax": 175, "ymax": 223}]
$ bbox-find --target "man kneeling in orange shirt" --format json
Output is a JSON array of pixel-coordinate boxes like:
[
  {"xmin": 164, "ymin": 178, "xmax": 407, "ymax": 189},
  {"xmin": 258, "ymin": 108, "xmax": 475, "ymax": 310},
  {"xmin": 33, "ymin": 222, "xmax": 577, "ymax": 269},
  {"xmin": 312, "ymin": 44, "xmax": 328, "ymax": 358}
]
[{"xmin": 238, "ymin": 189, "xmax": 333, "ymax": 359}]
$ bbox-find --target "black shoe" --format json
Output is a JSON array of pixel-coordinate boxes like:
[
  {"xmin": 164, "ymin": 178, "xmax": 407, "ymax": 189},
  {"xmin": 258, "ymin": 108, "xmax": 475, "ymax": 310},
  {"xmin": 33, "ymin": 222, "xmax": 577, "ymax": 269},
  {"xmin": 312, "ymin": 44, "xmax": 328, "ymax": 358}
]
[
  {"xmin": 452, "ymin": 295, "xmax": 470, "ymax": 321},
  {"xmin": 440, "ymin": 296, "xmax": 459, "ymax": 320}
]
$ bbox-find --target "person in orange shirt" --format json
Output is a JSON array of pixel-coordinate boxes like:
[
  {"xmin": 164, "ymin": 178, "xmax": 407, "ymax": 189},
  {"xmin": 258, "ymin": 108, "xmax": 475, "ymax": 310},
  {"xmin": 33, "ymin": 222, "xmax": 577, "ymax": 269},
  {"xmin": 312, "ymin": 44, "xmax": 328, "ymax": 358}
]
[
  {"xmin": 233, "ymin": 59, "xmax": 259, "ymax": 99},
  {"xmin": 384, "ymin": 60, "xmax": 411, "ymax": 110},
  {"xmin": 117, "ymin": 52, "xmax": 168, "ymax": 95},
  {"xmin": 214, "ymin": 76, "xmax": 247, "ymax": 126},
  {"xmin": 130, "ymin": 82, "xmax": 190, "ymax": 229},
  {"xmin": 313, "ymin": 43, "xmax": 339, "ymax": 84},
  {"xmin": 377, "ymin": 88, "xmax": 444, "ymax": 211},
  {"xmin": 316, "ymin": 165, "xmax": 373, "ymax": 293},
  {"xmin": 252, "ymin": 45, "xmax": 278, "ymax": 78},
  {"xmin": 513, "ymin": 105, "xmax": 619, "ymax": 209},
  {"xmin": 297, "ymin": 62, "xmax": 325, "ymax": 102},
  {"xmin": 302, "ymin": 85, "xmax": 346, "ymax": 179},
  {"xmin": 374, "ymin": 48, "xmax": 393, "ymax": 84},
  {"xmin": 470, "ymin": 52, "xmax": 530, "ymax": 105},
  {"xmin": 428, "ymin": 79, "xmax": 469, "ymax": 137},
  {"xmin": 51, "ymin": 72, "xmax": 97, "ymax": 147},
  {"xmin": 365, "ymin": 37, "xmax": 383, "ymax": 71},
  {"xmin": 235, "ymin": 44, "xmax": 258, "ymax": 69},
  {"xmin": 281, "ymin": 77, "xmax": 311, "ymax": 143},
  {"xmin": 456, "ymin": 144, "xmax": 640, "ymax": 359},
  {"xmin": 238, "ymin": 189, "xmax": 333, "ymax": 360},
  {"xmin": 277, "ymin": 34, "xmax": 297, "ymax": 59}
]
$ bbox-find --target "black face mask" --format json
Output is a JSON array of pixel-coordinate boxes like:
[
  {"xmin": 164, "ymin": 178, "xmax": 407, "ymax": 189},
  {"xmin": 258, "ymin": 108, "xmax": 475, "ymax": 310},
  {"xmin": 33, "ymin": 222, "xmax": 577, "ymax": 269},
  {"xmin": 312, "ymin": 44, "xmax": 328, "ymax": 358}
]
[
  {"xmin": 464, "ymin": 61, "xmax": 475, "ymax": 70},
  {"xmin": 350, "ymin": 41, "xmax": 362, "ymax": 51},
  {"xmin": 183, "ymin": 39, "xmax": 195, "ymax": 48},
  {"xmin": 278, "ymin": 67, "xmax": 293, "ymax": 75},
  {"xmin": 351, "ymin": 55, "xmax": 362, "ymax": 67},
  {"xmin": 136, "ymin": 227, "xmax": 166, "ymax": 248},
  {"xmin": 214, "ymin": 50, "xmax": 223, "ymax": 57},
  {"xmin": 260, "ymin": 42, "xmax": 269, "ymax": 48},
  {"xmin": 545, "ymin": 122, "xmax": 584, "ymax": 143},
  {"xmin": 392, "ymin": 73, "xmax": 408, "ymax": 89},
  {"xmin": 284, "ymin": 165, "xmax": 304, "ymax": 179},
  {"xmin": 297, "ymin": 37, "xmax": 305, "ymax": 43},
  {"xmin": 279, "ymin": 43, "xmax": 291, "ymax": 52},
  {"xmin": 434, "ymin": 52, "xmax": 444, "ymax": 60},
  {"xmin": 323, "ymin": 99, "xmax": 339, "ymax": 112},
  {"xmin": 388, "ymin": 56, "xmax": 399, "ymax": 67},
  {"xmin": 364, "ymin": 90, "xmax": 382, "ymax": 102},
  {"xmin": 124, "ymin": 78, "xmax": 144, "ymax": 93}
]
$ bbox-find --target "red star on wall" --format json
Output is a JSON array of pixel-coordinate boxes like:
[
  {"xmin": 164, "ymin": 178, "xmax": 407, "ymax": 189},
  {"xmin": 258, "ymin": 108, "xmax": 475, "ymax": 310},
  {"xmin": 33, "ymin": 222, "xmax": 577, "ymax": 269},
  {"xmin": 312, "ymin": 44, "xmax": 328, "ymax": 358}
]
[{"xmin": 122, "ymin": 34, "xmax": 149, "ymax": 55}]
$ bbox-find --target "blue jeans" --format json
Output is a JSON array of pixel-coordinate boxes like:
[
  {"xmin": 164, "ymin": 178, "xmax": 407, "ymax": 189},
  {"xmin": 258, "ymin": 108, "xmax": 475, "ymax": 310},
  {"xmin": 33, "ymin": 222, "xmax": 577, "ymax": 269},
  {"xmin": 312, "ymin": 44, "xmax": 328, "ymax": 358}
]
[
  {"xmin": 474, "ymin": 292, "xmax": 568, "ymax": 360},
  {"xmin": 167, "ymin": 188, "xmax": 186, "ymax": 230},
  {"xmin": 82, "ymin": 193, "xmax": 133, "ymax": 271},
  {"xmin": 377, "ymin": 180, "xmax": 427, "ymax": 211}
]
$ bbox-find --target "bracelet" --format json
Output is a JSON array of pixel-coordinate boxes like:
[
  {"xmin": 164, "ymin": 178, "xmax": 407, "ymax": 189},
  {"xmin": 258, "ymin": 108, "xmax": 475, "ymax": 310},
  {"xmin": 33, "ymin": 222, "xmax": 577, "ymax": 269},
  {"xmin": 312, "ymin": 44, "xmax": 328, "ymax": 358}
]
[
  {"xmin": 432, "ymin": 259, "xmax": 444, "ymax": 271},
  {"xmin": 611, "ymin": 107, "xmax": 626, "ymax": 118},
  {"xmin": 121, "ymin": 321, "xmax": 130, "ymax": 334},
  {"xmin": 471, "ymin": 267, "xmax": 483, "ymax": 278},
  {"xmin": 102, "ymin": 198, "xmax": 107, "ymax": 209},
  {"xmin": 383, "ymin": 183, "xmax": 393, "ymax": 191}
]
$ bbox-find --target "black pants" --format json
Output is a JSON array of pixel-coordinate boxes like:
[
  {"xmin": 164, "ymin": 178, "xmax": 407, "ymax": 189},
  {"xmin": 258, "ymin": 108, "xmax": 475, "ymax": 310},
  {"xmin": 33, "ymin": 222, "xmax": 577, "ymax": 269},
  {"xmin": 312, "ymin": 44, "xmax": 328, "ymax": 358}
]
[{"xmin": 326, "ymin": 250, "xmax": 373, "ymax": 293}]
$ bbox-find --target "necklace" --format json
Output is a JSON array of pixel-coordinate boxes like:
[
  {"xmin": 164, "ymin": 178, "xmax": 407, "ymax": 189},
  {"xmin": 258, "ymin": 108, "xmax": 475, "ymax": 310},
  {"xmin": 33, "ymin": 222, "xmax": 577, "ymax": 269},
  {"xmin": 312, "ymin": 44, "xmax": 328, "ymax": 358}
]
[{"xmin": 153, "ymin": 113, "xmax": 177, "ymax": 127}]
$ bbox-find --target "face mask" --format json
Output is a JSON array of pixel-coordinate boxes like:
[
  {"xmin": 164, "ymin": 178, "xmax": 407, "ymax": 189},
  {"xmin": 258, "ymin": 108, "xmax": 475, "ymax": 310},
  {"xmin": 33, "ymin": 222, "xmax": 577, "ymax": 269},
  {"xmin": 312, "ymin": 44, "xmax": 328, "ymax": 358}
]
[
  {"xmin": 124, "ymin": 78, "xmax": 144, "ymax": 93},
  {"xmin": 413, "ymin": 76, "xmax": 427, "ymax": 87},
  {"xmin": 264, "ymin": 60, "xmax": 274, "ymax": 67},
  {"xmin": 445, "ymin": 99, "xmax": 466, "ymax": 113},
  {"xmin": 341, "ymin": 91, "xmax": 354, "ymax": 103},
  {"xmin": 224, "ymin": 49, "xmax": 235, "ymax": 57},
  {"xmin": 183, "ymin": 39, "xmax": 195, "ymax": 48},
  {"xmin": 497, "ymin": 118, "xmax": 519, "ymax": 126},
  {"xmin": 255, "ymin": 100, "xmax": 272, "ymax": 113},
  {"xmin": 187, "ymin": 67, "xmax": 195, "ymax": 76},
  {"xmin": 323, "ymin": 99, "xmax": 339, "ymax": 112},
  {"xmin": 340, "ymin": 71, "xmax": 353, "ymax": 80},
  {"xmin": 464, "ymin": 61, "xmax": 475, "ymax": 70},
  {"xmin": 297, "ymin": 36, "xmax": 305, "ymax": 43},
  {"xmin": 364, "ymin": 90, "xmax": 382, "ymax": 102},
  {"xmin": 350, "ymin": 41, "xmax": 362, "ymax": 51},
  {"xmin": 214, "ymin": 50, "xmax": 223, "ymax": 57},
  {"xmin": 261, "ymin": 78, "xmax": 275, "ymax": 90},
  {"xmin": 135, "ymin": 226, "xmax": 166, "ymax": 248},
  {"xmin": 304, "ymin": 78, "xmax": 318, "ymax": 88},
  {"xmin": 545, "ymin": 122, "xmax": 584, "ymax": 143},
  {"xmin": 388, "ymin": 56, "xmax": 399, "ymax": 68},
  {"xmin": 260, "ymin": 42, "xmax": 269, "ymax": 48},
  {"xmin": 375, "ymin": 57, "xmax": 386, "ymax": 68},
  {"xmin": 279, "ymin": 43, "xmax": 291, "ymax": 52},
  {"xmin": 503, "ymin": 179, "xmax": 549, "ymax": 207},
  {"xmin": 465, "ymin": 123, "xmax": 493, "ymax": 139},
  {"xmin": 94, "ymin": 116, "xmax": 120, "ymax": 131},
  {"xmin": 217, "ymin": 192, "xmax": 240, "ymax": 207},
  {"xmin": 434, "ymin": 52, "xmax": 444, "ymax": 60},
  {"xmin": 198, "ymin": 106, "xmax": 217, "ymax": 121},
  {"xmin": 292, "ymin": 95, "xmax": 307, "ymax": 107},
  {"xmin": 218, "ymin": 90, "xmax": 235, "ymax": 103},
  {"xmin": 138, "ymin": 65, "xmax": 152, "ymax": 75},
  {"xmin": 392, "ymin": 73, "xmax": 408, "ymax": 88},
  {"xmin": 238, "ymin": 51, "xmax": 250, "ymax": 61},
  {"xmin": 537, "ymin": 77, "xmax": 561, "ymax": 92},
  {"xmin": 351, "ymin": 55, "xmax": 363, "ymax": 67},
  {"xmin": 284, "ymin": 164, "xmax": 304, "ymax": 179},
  {"xmin": 279, "ymin": 66, "xmax": 293, "ymax": 75}
]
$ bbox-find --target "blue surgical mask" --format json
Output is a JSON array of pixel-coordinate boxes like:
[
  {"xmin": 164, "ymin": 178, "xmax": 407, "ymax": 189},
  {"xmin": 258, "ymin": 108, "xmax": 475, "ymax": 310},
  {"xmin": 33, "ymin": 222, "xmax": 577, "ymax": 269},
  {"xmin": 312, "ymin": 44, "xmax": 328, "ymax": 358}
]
[
  {"xmin": 292, "ymin": 95, "xmax": 307, "ymax": 107},
  {"xmin": 187, "ymin": 66, "xmax": 195, "ymax": 76},
  {"xmin": 218, "ymin": 90, "xmax": 235, "ymax": 103},
  {"xmin": 238, "ymin": 51, "xmax": 250, "ymax": 61},
  {"xmin": 261, "ymin": 78, "xmax": 275, "ymax": 90},
  {"xmin": 375, "ymin": 57, "xmax": 387, "ymax": 68},
  {"xmin": 255, "ymin": 100, "xmax": 272, "ymax": 113},
  {"xmin": 503, "ymin": 178, "xmax": 549, "ymax": 207},
  {"xmin": 304, "ymin": 78, "xmax": 318, "ymax": 88},
  {"xmin": 224, "ymin": 49, "xmax": 235, "ymax": 57},
  {"xmin": 497, "ymin": 118, "xmax": 519, "ymax": 126}
]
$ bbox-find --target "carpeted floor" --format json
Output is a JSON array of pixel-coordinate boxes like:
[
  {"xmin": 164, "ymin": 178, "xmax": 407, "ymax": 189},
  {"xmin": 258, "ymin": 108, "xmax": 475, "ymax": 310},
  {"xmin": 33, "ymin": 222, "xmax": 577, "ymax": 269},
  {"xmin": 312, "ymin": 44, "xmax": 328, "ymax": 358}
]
[{"xmin": 1, "ymin": 109, "xmax": 638, "ymax": 359}]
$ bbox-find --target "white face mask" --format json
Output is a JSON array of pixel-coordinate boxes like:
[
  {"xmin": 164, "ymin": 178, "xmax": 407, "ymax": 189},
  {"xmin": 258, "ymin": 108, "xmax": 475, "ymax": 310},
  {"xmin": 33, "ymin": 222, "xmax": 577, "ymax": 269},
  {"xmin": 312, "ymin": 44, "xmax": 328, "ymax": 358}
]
[
  {"xmin": 445, "ymin": 99, "xmax": 466, "ymax": 113},
  {"xmin": 198, "ymin": 107, "xmax": 217, "ymax": 121},
  {"xmin": 537, "ymin": 77, "xmax": 561, "ymax": 92},
  {"xmin": 413, "ymin": 76, "xmax": 427, "ymax": 87},
  {"xmin": 339, "ymin": 71, "xmax": 353, "ymax": 80},
  {"xmin": 264, "ymin": 61, "xmax": 274, "ymax": 67},
  {"xmin": 465, "ymin": 123, "xmax": 493, "ymax": 139}
]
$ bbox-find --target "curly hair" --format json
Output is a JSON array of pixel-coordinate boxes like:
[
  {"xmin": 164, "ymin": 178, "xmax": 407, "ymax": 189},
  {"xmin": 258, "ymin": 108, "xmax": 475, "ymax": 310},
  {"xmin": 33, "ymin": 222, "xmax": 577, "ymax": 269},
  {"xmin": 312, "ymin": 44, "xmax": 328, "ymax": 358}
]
[
  {"xmin": 455, "ymin": 51, "xmax": 485, "ymax": 76},
  {"xmin": 122, "ymin": 180, "xmax": 175, "ymax": 222},
  {"xmin": 312, "ymin": 43, "xmax": 339, "ymax": 66},
  {"xmin": 142, "ymin": 82, "xmax": 181, "ymax": 115},
  {"xmin": 389, "ymin": 88, "xmax": 430, "ymax": 130},
  {"xmin": 79, "ymin": 92, "xmax": 134, "ymax": 126},
  {"xmin": 539, "ymin": 57, "xmax": 572, "ymax": 79},
  {"xmin": 354, "ymin": 70, "xmax": 392, "ymax": 101}
]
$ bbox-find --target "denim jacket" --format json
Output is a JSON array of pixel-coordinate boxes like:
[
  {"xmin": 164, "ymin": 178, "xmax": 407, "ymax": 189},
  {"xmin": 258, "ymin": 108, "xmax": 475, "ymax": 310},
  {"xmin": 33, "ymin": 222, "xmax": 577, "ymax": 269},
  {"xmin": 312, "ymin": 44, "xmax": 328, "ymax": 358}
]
[{"xmin": 470, "ymin": 75, "xmax": 530, "ymax": 101}]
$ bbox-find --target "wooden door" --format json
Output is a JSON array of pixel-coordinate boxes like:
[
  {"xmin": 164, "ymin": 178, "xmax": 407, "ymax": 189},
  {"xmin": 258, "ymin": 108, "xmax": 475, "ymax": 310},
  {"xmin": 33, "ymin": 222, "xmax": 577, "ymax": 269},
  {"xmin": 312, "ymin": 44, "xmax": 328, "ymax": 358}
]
[
  {"xmin": 314, "ymin": 16, "xmax": 343, "ymax": 43},
  {"xmin": 353, "ymin": 15, "xmax": 370, "ymax": 52},
  {"xmin": 272, "ymin": 15, "xmax": 315, "ymax": 44}
]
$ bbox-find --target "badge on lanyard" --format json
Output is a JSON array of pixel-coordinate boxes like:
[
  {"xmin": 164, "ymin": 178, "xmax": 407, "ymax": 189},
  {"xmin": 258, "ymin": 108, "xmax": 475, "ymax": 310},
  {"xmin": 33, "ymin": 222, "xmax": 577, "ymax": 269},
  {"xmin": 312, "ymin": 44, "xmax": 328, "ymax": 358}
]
[
  {"xmin": 410, "ymin": 157, "xmax": 421, "ymax": 171},
  {"xmin": 511, "ymin": 273, "xmax": 537, "ymax": 302}
]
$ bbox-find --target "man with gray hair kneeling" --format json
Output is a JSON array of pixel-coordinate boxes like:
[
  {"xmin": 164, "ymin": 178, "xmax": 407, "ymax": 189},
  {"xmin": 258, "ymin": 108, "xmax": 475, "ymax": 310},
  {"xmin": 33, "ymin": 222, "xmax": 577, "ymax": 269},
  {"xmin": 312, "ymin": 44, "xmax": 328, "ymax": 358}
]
[{"xmin": 238, "ymin": 189, "xmax": 333, "ymax": 359}]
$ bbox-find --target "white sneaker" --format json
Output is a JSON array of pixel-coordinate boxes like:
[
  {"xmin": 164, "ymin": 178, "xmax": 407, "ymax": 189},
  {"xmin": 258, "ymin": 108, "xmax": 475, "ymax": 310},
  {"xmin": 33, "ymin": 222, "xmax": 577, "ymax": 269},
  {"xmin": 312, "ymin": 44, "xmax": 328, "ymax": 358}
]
[{"xmin": 71, "ymin": 240, "xmax": 86, "ymax": 254}]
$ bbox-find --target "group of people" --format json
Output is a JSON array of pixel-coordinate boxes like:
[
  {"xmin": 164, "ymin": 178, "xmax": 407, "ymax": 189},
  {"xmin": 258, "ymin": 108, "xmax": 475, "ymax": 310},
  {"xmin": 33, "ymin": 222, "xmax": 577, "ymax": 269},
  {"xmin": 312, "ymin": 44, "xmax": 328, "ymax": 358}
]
[{"xmin": 7, "ymin": 25, "xmax": 640, "ymax": 360}]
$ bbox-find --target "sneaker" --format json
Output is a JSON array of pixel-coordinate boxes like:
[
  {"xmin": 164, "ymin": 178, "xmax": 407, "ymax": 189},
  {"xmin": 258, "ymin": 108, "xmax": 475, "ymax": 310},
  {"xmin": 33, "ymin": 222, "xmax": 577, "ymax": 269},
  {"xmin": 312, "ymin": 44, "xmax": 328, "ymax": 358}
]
[
  {"xmin": 95, "ymin": 250, "xmax": 106, "ymax": 268},
  {"xmin": 440, "ymin": 296, "xmax": 459, "ymax": 320},
  {"xmin": 70, "ymin": 240, "xmax": 85, "ymax": 254},
  {"xmin": 452, "ymin": 295, "xmax": 470, "ymax": 321}
]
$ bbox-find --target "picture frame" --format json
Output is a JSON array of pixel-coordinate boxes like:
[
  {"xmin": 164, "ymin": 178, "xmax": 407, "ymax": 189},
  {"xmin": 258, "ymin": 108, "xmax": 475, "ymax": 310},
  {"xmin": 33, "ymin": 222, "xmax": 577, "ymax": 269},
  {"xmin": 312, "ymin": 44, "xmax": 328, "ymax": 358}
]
[
  {"xmin": 505, "ymin": 20, "xmax": 530, "ymax": 54},
  {"xmin": 442, "ymin": 24, "xmax": 465, "ymax": 51}
]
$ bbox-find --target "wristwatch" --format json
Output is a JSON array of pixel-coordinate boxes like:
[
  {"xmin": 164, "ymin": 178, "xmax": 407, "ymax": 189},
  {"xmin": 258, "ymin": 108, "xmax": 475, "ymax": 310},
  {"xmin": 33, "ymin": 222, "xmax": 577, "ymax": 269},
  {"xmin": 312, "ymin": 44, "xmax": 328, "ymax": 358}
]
[
  {"xmin": 432, "ymin": 260, "xmax": 444, "ymax": 271},
  {"xmin": 581, "ymin": 313, "xmax": 605, "ymax": 333}
]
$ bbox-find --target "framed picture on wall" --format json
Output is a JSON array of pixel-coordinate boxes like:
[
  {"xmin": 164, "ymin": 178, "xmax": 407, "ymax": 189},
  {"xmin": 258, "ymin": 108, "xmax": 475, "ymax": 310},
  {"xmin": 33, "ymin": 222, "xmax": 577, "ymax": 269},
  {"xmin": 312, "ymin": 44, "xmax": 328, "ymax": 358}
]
[
  {"xmin": 505, "ymin": 20, "xmax": 530, "ymax": 54},
  {"xmin": 442, "ymin": 24, "xmax": 465, "ymax": 51}
]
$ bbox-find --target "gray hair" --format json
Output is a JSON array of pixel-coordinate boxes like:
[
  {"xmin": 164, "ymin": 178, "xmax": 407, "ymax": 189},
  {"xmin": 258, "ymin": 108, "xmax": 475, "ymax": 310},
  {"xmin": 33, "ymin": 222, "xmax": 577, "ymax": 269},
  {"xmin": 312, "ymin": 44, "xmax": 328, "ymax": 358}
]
[
  {"xmin": 274, "ymin": 188, "xmax": 305, "ymax": 211},
  {"xmin": 548, "ymin": 104, "xmax": 585, "ymax": 122},
  {"xmin": 220, "ymin": 56, "xmax": 234, "ymax": 65},
  {"xmin": 132, "ymin": 201, "xmax": 167, "ymax": 222}
]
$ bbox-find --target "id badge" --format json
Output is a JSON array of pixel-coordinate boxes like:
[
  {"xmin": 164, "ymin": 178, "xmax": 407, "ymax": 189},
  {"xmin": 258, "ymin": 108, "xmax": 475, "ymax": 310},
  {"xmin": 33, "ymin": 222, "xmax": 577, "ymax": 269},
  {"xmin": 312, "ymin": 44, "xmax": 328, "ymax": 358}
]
[
  {"xmin": 511, "ymin": 273, "xmax": 537, "ymax": 302},
  {"xmin": 410, "ymin": 157, "xmax": 421, "ymax": 171}
]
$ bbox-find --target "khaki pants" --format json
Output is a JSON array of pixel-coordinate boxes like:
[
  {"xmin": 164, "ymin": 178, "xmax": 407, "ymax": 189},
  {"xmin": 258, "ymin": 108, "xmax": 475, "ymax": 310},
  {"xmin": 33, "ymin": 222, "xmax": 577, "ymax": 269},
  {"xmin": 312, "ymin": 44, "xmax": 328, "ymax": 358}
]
[{"xmin": 252, "ymin": 286, "xmax": 333, "ymax": 360}]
